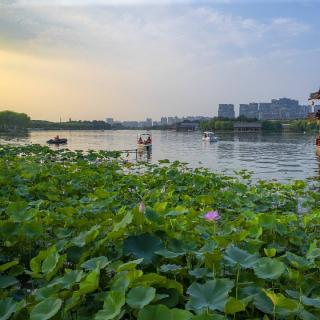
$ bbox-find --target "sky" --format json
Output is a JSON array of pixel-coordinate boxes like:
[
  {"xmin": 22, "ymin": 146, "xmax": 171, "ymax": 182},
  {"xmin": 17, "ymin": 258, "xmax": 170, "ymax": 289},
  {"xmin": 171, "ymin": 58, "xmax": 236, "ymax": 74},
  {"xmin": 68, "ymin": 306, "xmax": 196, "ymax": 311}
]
[{"xmin": 0, "ymin": 0, "xmax": 319, "ymax": 121}]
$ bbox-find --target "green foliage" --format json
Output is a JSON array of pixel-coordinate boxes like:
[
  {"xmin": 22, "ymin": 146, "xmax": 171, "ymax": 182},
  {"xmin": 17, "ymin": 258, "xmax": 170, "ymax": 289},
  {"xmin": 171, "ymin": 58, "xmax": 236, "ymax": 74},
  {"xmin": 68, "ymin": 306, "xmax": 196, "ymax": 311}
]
[
  {"xmin": 0, "ymin": 110, "xmax": 30, "ymax": 132},
  {"xmin": 288, "ymin": 119, "xmax": 319, "ymax": 132},
  {"xmin": 261, "ymin": 120, "xmax": 283, "ymax": 131},
  {"xmin": 0, "ymin": 144, "xmax": 320, "ymax": 319}
]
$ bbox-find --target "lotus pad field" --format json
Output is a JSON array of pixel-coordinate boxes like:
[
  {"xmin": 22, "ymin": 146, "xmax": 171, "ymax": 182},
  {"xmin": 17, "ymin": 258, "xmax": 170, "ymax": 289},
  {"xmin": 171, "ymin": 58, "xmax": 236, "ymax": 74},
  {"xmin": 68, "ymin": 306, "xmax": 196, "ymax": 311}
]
[{"xmin": 1, "ymin": 145, "xmax": 320, "ymax": 320}]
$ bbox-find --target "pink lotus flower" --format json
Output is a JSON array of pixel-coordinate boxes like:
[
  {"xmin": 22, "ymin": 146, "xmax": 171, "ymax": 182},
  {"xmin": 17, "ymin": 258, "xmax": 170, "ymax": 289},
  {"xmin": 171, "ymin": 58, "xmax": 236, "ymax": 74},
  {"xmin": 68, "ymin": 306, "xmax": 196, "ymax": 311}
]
[
  {"xmin": 204, "ymin": 210, "xmax": 220, "ymax": 221},
  {"xmin": 139, "ymin": 202, "xmax": 145, "ymax": 213}
]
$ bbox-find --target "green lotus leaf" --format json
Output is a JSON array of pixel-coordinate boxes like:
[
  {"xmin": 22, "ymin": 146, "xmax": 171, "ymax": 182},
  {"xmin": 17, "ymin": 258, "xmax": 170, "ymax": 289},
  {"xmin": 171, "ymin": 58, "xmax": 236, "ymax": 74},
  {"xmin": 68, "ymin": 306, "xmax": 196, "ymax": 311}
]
[
  {"xmin": 160, "ymin": 264, "xmax": 183, "ymax": 273},
  {"xmin": 124, "ymin": 234, "xmax": 164, "ymax": 264},
  {"xmin": 286, "ymin": 252, "xmax": 312, "ymax": 270},
  {"xmin": 254, "ymin": 291, "xmax": 299, "ymax": 318},
  {"xmin": 49, "ymin": 270, "xmax": 84, "ymax": 289},
  {"xmin": 253, "ymin": 257, "xmax": 286, "ymax": 280},
  {"xmin": 35, "ymin": 285, "xmax": 61, "ymax": 301},
  {"xmin": 138, "ymin": 304, "xmax": 193, "ymax": 320},
  {"xmin": 72, "ymin": 225, "xmax": 100, "ymax": 247},
  {"xmin": 113, "ymin": 212, "xmax": 133, "ymax": 232},
  {"xmin": 30, "ymin": 298, "xmax": 62, "ymax": 320},
  {"xmin": 78, "ymin": 269, "xmax": 100, "ymax": 294},
  {"xmin": 192, "ymin": 315, "xmax": 227, "ymax": 320},
  {"xmin": 188, "ymin": 268, "xmax": 212, "ymax": 280},
  {"xmin": 286, "ymin": 290, "xmax": 320, "ymax": 308},
  {"xmin": 42, "ymin": 250, "xmax": 60, "ymax": 274},
  {"xmin": 94, "ymin": 291, "xmax": 125, "ymax": 320},
  {"xmin": 6, "ymin": 201, "xmax": 31, "ymax": 222},
  {"xmin": 126, "ymin": 286, "xmax": 156, "ymax": 309},
  {"xmin": 145, "ymin": 208, "xmax": 163, "ymax": 223},
  {"xmin": 116, "ymin": 258, "xmax": 144, "ymax": 271},
  {"xmin": 224, "ymin": 245, "xmax": 259, "ymax": 268},
  {"xmin": 263, "ymin": 290, "xmax": 299, "ymax": 311},
  {"xmin": 155, "ymin": 249, "xmax": 185, "ymax": 259},
  {"xmin": 186, "ymin": 279, "xmax": 234, "ymax": 312},
  {"xmin": 0, "ymin": 298, "xmax": 16, "ymax": 320},
  {"xmin": 224, "ymin": 297, "xmax": 246, "ymax": 314},
  {"xmin": 0, "ymin": 275, "xmax": 18, "ymax": 289},
  {"xmin": 264, "ymin": 248, "xmax": 277, "ymax": 258},
  {"xmin": 81, "ymin": 256, "xmax": 109, "ymax": 270},
  {"xmin": 0, "ymin": 260, "xmax": 19, "ymax": 272},
  {"xmin": 306, "ymin": 248, "xmax": 320, "ymax": 260}
]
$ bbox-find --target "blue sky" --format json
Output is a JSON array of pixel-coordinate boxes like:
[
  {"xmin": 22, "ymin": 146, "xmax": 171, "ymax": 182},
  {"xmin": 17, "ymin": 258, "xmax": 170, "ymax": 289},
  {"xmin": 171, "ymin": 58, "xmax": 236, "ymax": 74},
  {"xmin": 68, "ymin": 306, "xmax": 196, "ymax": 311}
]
[{"xmin": 0, "ymin": 0, "xmax": 319, "ymax": 121}]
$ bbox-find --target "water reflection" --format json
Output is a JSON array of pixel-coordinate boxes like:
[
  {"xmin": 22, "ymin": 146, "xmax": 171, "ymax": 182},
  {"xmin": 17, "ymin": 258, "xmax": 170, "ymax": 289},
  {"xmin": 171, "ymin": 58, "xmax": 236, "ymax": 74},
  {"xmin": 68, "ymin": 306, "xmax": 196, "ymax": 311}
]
[{"xmin": 0, "ymin": 131, "xmax": 29, "ymax": 141}]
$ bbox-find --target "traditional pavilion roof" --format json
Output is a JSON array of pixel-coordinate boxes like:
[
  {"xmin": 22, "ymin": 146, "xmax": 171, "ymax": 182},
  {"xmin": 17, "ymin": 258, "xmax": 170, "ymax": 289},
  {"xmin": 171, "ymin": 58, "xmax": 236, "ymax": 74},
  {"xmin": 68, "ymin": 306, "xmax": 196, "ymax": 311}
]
[{"xmin": 309, "ymin": 89, "xmax": 320, "ymax": 100}]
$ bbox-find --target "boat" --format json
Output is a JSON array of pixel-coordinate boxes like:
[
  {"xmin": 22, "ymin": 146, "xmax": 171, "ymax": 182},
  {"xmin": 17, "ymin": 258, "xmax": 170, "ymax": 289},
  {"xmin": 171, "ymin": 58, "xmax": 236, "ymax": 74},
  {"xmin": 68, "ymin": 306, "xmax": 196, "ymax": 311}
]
[
  {"xmin": 47, "ymin": 138, "xmax": 68, "ymax": 145},
  {"xmin": 137, "ymin": 133, "xmax": 152, "ymax": 151},
  {"xmin": 202, "ymin": 131, "xmax": 218, "ymax": 142}
]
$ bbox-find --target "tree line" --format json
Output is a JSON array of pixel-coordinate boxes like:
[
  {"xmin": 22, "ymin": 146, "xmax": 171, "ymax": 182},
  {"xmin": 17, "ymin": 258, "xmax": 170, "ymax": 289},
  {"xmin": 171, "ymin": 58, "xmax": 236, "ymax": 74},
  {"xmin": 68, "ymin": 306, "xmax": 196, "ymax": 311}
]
[{"xmin": 0, "ymin": 111, "xmax": 30, "ymax": 132}]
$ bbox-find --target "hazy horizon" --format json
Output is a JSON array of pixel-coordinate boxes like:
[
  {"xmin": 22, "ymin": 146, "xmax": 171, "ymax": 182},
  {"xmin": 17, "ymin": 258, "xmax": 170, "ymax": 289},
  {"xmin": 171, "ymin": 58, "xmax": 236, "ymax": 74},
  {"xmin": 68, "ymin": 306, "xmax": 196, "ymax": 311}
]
[{"xmin": 1, "ymin": 0, "xmax": 319, "ymax": 121}]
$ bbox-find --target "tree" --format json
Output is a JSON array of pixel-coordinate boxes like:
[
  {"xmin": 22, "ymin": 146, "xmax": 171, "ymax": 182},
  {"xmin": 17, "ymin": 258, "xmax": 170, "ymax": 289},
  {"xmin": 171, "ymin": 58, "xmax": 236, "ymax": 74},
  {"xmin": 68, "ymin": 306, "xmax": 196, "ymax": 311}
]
[{"xmin": 0, "ymin": 111, "xmax": 30, "ymax": 131}]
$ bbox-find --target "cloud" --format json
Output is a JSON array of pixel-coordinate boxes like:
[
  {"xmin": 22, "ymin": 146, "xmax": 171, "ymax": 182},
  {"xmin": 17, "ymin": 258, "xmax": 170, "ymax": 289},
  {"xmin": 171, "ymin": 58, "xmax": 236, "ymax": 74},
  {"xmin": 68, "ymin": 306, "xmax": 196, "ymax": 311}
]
[{"xmin": 0, "ymin": 2, "xmax": 317, "ymax": 120}]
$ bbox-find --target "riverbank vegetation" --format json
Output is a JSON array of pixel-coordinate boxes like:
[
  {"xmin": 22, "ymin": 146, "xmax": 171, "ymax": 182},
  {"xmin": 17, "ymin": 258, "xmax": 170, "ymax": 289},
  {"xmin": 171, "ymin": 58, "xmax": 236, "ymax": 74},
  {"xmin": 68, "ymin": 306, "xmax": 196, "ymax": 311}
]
[
  {"xmin": 0, "ymin": 111, "xmax": 30, "ymax": 132},
  {"xmin": 200, "ymin": 117, "xmax": 283, "ymax": 132},
  {"xmin": 288, "ymin": 120, "xmax": 319, "ymax": 132},
  {"xmin": 1, "ymin": 145, "xmax": 320, "ymax": 319},
  {"xmin": 31, "ymin": 120, "xmax": 113, "ymax": 131}
]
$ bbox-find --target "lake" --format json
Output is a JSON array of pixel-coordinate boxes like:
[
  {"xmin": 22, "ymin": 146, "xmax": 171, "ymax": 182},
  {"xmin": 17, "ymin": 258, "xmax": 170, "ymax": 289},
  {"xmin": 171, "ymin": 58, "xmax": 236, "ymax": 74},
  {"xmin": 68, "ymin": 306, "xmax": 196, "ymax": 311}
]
[{"xmin": 1, "ymin": 129, "xmax": 319, "ymax": 181}]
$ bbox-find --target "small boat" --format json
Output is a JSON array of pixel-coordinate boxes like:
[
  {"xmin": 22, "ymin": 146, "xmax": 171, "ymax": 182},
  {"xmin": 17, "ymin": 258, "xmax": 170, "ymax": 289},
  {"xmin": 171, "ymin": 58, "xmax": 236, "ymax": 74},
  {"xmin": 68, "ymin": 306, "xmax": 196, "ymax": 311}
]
[
  {"xmin": 137, "ymin": 133, "xmax": 152, "ymax": 151},
  {"xmin": 202, "ymin": 131, "xmax": 218, "ymax": 142},
  {"xmin": 47, "ymin": 138, "xmax": 68, "ymax": 145}
]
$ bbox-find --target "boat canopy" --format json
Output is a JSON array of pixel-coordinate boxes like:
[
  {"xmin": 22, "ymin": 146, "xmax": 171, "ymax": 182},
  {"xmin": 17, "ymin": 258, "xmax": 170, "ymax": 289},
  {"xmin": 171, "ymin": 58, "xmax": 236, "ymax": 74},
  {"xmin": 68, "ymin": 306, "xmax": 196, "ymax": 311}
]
[{"xmin": 203, "ymin": 131, "xmax": 215, "ymax": 135}]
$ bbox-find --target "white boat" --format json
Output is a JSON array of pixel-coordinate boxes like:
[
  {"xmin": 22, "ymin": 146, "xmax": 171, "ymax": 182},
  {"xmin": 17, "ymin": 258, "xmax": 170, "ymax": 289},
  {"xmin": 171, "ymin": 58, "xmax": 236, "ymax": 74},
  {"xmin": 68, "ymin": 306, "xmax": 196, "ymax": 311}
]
[
  {"xmin": 202, "ymin": 131, "xmax": 218, "ymax": 142},
  {"xmin": 137, "ymin": 133, "xmax": 152, "ymax": 151}
]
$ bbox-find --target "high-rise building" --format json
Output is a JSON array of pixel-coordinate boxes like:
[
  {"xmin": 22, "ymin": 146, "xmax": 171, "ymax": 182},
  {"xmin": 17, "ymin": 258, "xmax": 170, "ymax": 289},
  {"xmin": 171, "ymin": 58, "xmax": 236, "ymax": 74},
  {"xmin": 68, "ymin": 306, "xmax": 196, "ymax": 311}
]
[
  {"xmin": 160, "ymin": 117, "xmax": 168, "ymax": 126},
  {"xmin": 218, "ymin": 104, "xmax": 235, "ymax": 119},
  {"xmin": 239, "ymin": 103, "xmax": 259, "ymax": 119},
  {"xmin": 258, "ymin": 98, "xmax": 307, "ymax": 120},
  {"xmin": 145, "ymin": 118, "xmax": 152, "ymax": 127}
]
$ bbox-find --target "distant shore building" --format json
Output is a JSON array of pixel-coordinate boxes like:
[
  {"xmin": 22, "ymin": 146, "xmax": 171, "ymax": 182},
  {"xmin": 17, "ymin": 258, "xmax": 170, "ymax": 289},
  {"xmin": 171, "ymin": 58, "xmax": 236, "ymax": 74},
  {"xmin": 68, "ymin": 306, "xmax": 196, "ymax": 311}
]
[
  {"xmin": 234, "ymin": 122, "xmax": 262, "ymax": 132},
  {"xmin": 106, "ymin": 118, "xmax": 114, "ymax": 125},
  {"xmin": 239, "ymin": 103, "xmax": 259, "ymax": 119},
  {"xmin": 218, "ymin": 104, "xmax": 235, "ymax": 119},
  {"xmin": 145, "ymin": 118, "xmax": 152, "ymax": 127},
  {"xmin": 160, "ymin": 117, "xmax": 168, "ymax": 126},
  {"xmin": 258, "ymin": 98, "xmax": 310, "ymax": 120},
  {"xmin": 175, "ymin": 121, "xmax": 199, "ymax": 131},
  {"xmin": 123, "ymin": 121, "xmax": 139, "ymax": 128}
]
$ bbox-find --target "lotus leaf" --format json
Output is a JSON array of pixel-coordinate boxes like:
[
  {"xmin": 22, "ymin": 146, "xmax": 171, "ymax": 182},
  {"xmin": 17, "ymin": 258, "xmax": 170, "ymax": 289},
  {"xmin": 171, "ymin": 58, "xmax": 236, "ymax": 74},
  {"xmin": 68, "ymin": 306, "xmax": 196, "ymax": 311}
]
[
  {"xmin": 30, "ymin": 298, "xmax": 62, "ymax": 320},
  {"xmin": 224, "ymin": 245, "xmax": 259, "ymax": 268},
  {"xmin": 94, "ymin": 291, "xmax": 125, "ymax": 320},
  {"xmin": 253, "ymin": 257, "xmax": 286, "ymax": 280},
  {"xmin": 124, "ymin": 234, "xmax": 164, "ymax": 264},
  {"xmin": 186, "ymin": 279, "xmax": 234, "ymax": 312},
  {"xmin": 126, "ymin": 286, "xmax": 156, "ymax": 309}
]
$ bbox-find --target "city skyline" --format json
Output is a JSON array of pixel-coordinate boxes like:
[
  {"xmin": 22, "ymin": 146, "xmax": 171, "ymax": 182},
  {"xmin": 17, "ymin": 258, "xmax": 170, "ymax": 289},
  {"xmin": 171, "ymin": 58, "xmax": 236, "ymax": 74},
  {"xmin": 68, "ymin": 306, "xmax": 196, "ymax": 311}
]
[{"xmin": 0, "ymin": 1, "xmax": 319, "ymax": 121}]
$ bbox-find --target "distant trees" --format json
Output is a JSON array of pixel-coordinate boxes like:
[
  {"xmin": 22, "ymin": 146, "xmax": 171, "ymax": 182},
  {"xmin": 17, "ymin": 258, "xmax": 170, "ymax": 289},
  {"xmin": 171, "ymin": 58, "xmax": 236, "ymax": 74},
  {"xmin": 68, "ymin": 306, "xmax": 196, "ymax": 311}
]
[
  {"xmin": 261, "ymin": 120, "xmax": 282, "ymax": 132},
  {"xmin": 30, "ymin": 120, "xmax": 112, "ymax": 130},
  {"xmin": 288, "ymin": 120, "xmax": 319, "ymax": 132},
  {"xmin": 0, "ymin": 111, "xmax": 30, "ymax": 132}
]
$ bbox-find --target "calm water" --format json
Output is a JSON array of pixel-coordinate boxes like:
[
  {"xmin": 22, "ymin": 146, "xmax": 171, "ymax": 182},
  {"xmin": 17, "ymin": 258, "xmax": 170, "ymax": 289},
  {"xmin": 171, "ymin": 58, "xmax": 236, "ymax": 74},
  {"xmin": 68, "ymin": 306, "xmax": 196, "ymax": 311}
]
[{"xmin": 1, "ymin": 130, "xmax": 319, "ymax": 181}]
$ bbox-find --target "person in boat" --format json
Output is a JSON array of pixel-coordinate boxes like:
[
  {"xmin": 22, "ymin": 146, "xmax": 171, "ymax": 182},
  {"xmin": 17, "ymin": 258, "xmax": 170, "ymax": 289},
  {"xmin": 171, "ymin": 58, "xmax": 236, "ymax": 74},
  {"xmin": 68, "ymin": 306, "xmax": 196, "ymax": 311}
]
[
  {"xmin": 138, "ymin": 137, "xmax": 143, "ymax": 144},
  {"xmin": 54, "ymin": 135, "xmax": 60, "ymax": 141},
  {"xmin": 145, "ymin": 136, "xmax": 152, "ymax": 145}
]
